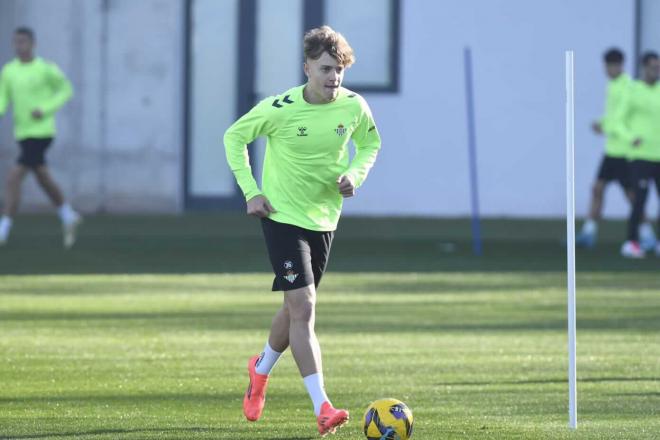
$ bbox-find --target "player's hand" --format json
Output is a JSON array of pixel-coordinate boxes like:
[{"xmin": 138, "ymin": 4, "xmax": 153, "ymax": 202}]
[
  {"xmin": 337, "ymin": 175, "xmax": 355, "ymax": 198},
  {"xmin": 632, "ymin": 138, "xmax": 643, "ymax": 147},
  {"xmin": 31, "ymin": 109, "xmax": 44, "ymax": 120},
  {"xmin": 246, "ymin": 195, "xmax": 276, "ymax": 218},
  {"xmin": 591, "ymin": 121, "xmax": 602, "ymax": 134}
]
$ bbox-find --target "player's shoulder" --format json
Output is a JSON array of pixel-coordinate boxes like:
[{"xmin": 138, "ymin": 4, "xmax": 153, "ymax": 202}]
[
  {"xmin": 614, "ymin": 73, "xmax": 631, "ymax": 87},
  {"xmin": 629, "ymin": 79, "xmax": 649, "ymax": 93},
  {"xmin": 37, "ymin": 57, "xmax": 62, "ymax": 71},
  {"xmin": 1, "ymin": 58, "xmax": 20, "ymax": 74},
  {"xmin": 337, "ymin": 87, "xmax": 372, "ymax": 113},
  {"xmin": 609, "ymin": 73, "xmax": 632, "ymax": 94},
  {"xmin": 256, "ymin": 85, "xmax": 302, "ymax": 112},
  {"xmin": 338, "ymin": 87, "xmax": 363, "ymax": 101},
  {"xmin": 249, "ymin": 86, "xmax": 302, "ymax": 125}
]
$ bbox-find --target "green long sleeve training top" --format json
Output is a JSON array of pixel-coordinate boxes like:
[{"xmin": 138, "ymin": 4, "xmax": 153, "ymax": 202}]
[
  {"xmin": 599, "ymin": 73, "xmax": 632, "ymax": 158},
  {"xmin": 224, "ymin": 85, "xmax": 381, "ymax": 231},
  {"xmin": 609, "ymin": 79, "xmax": 660, "ymax": 162},
  {"xmin": 0, "ymin": 57, "xmax": 73, "ymax": 140}
]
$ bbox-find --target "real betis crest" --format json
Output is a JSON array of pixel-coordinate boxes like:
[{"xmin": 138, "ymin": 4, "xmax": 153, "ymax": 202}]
[
  {"xmin": 335, "ymin": 123, "xmax": 347, "ymax": 136},
  {"xmin": 283, "ymin": 272, "xmax": 299, "ymax": 283},
  {"xmin": 283, "ymin": 260, "xmax": 299, "ymax": 283}
]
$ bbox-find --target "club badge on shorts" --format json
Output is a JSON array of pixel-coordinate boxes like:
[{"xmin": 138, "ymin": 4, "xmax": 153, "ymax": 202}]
[{"xmin": 283, "ymin": 260, "xmax": 299, "ymax": 283}]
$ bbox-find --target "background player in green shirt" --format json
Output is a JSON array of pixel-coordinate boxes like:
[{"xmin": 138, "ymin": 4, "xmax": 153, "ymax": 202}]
[
  {"xmin": 0, "ymin": 27, "xmax": 81, "ymax": 248},
  {"xmin": 576, "ymin": 48, "xmax": 656, "ymax": 249},
  {"xmin": 224, "ymin": 26, "xmax": 381, "ymax": 436},
  {"xmin": 619, "ymin": 52, "xmax": 660, "ymax": 258}
]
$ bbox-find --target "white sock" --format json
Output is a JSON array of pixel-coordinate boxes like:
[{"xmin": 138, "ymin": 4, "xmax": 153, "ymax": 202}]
[
  {"xmin": 58, "ymin": 203, "xmax": 78, "ymax": 224},
  {"xmin": 639, "ymin": 222, "xmax": 656, "ymax": 241},
  {"xmin": 303, "ymin": 373, "xmax": 330, "ymax": 416},
  {"xmin": 0, "ymin": 215, "xmax": 12, "ymax": 238},
  {"xmin": 0, "ymin": 215, "xmax": 12, "ymax": 228},
  {"xmin": 255, "ymin": 342, "xmax": 283, "ymax": 375},
  {"xmin": 582, "ymin": 219, "xmax": 597, "ymax": 235}
]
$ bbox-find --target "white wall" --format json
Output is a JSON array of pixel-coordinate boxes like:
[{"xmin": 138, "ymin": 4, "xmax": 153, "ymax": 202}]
[
  {"xmin": 189, "ymin": 0, "xmax": 239, "ymax": 197},
  {"xmin": 641, "ymin": 0, "xmax": 660, "ymax": 53},
  {"xmin": 344, "ymin": 0, "xmax": 640, "ymax": 218}
]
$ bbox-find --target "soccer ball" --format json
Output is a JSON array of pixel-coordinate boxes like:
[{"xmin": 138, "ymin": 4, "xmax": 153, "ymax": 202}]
[{"xmin": 363, "ymin": 398, "xmax": 414, "ymax": 440}]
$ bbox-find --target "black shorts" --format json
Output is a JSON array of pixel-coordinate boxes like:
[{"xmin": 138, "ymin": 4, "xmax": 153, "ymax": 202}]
[
  {"xmin": 596, "ymin": 155, "xmax": 630, "ymax": 189},
  {"xmin": 261, "ymin": 218, "xmax": 334, "ymax": 292},
  {"xmin": 628, "ymin": 160, "xmax": 660, "ymax": 191},
  {"xmin": 18, "ymin": 137, "xmax": 53, "ymax": 168}
]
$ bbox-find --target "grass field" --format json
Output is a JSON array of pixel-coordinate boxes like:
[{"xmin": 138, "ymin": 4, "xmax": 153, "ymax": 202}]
[{"xmin": 0, "ymin": 214, "xmax": 658, "ymax": 439}]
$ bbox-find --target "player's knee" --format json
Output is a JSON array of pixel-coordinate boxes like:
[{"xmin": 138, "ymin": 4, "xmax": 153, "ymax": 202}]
[
  {"xmin": 276, "ymin": 304, "xmax": 291, "ymax": 322},
  {"xmin": 290, "ymin": 300, "xmax": 315, "ymax": 322},
  {"xmin": 7, "ymin": 171, "xmax": 23, "ymax": 187},
  {"xmin": 592, "ymin": 182, "xmax": 604, "ymax": 197},
  {"xmin": 286, "ymin": 287, "xmax": 316, "ymax": 323},
  {"xmin": 34, "ymin": 168, "xmax": 49, "ymax": 183}
]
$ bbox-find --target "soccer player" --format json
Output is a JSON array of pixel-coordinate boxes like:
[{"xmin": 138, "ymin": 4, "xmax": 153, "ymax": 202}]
[
  {"xmin": 619, "ymin": 51, "xmax": 660, "ymax": 258},
  {"xmin": 576, "ymin": 48, "xmax": 655, "ymax": 249},
  {"xmin": 224, "ymin": 26, "xmax": 381, "ymax": 435},
  {"xmin": 0, "ymin": 27, "xmax": 81, "ymax": 248}
]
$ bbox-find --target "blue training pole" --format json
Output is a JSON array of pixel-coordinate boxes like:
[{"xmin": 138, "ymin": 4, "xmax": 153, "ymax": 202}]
[{"xmin": 464, "ymin": 47, "xmax": 483, "ymax": 256}]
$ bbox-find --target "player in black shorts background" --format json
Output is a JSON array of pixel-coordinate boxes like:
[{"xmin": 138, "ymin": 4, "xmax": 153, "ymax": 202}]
[
  {"xmin": 576, "ymin": 48, "xmax": 656, "ymax": 249},
  {"xmin": 0, "ymin": 27, "xmax": 81, "ymax": 248}
]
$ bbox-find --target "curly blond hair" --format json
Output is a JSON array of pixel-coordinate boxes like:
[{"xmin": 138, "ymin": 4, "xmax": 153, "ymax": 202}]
[{"xmin": 303, "ymin": 25, "xmax": 355, "ymax": 67}]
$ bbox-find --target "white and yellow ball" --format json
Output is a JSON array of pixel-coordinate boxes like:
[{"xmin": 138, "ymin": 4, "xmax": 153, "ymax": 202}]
[{"xmin": 363, "ymin": 398, "xmax": 414, "ymax": 440}]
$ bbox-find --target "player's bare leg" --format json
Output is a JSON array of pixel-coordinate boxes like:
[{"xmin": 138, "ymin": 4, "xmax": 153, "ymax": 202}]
[
  {"xmin": 577, "ymin": 180, "xmax": 605, "ymax": 248},
  {"xmin": 628, "ymin": 188, "xmax": 658, "ymax": 250},
  {"xmin": 34, "ymin": 166, "xmax": 81, "ymax": 248},
  {"xmin": 285, "ymin": 284, "xmax": 321, "ymax": 377},
  {"xmin": 0, "ymin": 165, "xmax": 28, "ymax": 245},
  {"xmin": 4, "ymin": 165, "xmax": 28, "ymax": 217},
  {"xmin": 33, "ymin": 165, "xmax": 64, "ymax": 206},
  {"xmin": 285, "ymin": 284, "xmax": 348, "ymax": 435},
  {"xmin": 268, "ymin": 304, "xmax": 290, "ymax": 353},
  {"xmin": 588, "ymin": 180, "xmax": 605, "ymax": 220}
]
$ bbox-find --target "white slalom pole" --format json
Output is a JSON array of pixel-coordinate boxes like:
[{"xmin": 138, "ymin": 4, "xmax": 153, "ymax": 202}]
[{"xmin": 565, "ymin": 50, "xmax": 577, "ymax": 430}]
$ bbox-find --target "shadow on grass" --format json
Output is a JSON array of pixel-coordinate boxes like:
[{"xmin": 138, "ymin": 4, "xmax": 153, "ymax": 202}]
[
  {"xmin": 0, "ymin": 391, "xmax": 303, "ymax": 405},
  {"xmin": 0, "ymin": 308, "xmax": 658, "ymax": 332},
  {"xmin": 0, "ymin": 427, "xmax": 230, "ymax": 440},
  {"xmin": 0, "ymin": 392, "xmax": 317, "ymax": 440},
  {"xmin": 0, "ymin": 434, "xmax": 314, "ymax": 440},
  {"xmin": 2, "ymin": 271, "xmax": 660, "ymax": 296},
  {"xmin": 609, "ymin": 392, "xmax": 660, "ymax": 397},
  {"xmin": 1, "ymin": 215, "xmax": 659, "ymax": 275},
  {"xmin": 435, "ymin": 377, "xmax": 660, "ymax": 386}
]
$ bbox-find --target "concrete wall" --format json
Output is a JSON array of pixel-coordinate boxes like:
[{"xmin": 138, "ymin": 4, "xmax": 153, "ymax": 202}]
[{"xmin": 0, "ymin": 0, "xmax": 184, "ymax": 213}]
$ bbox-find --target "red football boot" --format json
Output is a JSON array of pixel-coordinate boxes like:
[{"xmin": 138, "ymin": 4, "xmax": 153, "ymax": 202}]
[
  {"xmin": 317, "ymin": 401, "xmax": 349, "ymax": 436},
  {"xmin": 243, "ymin": 354, "xmax": 269, "ymax": 421}
]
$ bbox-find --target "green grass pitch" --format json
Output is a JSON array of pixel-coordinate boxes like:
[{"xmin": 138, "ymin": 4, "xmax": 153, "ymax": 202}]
[{"xmin": 0, "ymin": 215, "xmax": 658, "ymax": 439}]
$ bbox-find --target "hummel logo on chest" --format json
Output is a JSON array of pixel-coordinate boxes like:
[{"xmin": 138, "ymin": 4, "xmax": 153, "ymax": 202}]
[{"xmin": 297, "ymin": 127, "xmax": 308, "ymax": 136}]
